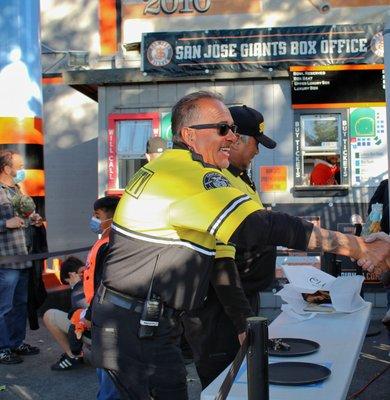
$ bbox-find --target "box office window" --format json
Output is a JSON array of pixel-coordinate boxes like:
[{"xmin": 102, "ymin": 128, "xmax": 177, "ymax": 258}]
[
  {"xmin": 301, "ymin": 114, "xmax": 339, "ymax": 152},
  {"xmin": 107, "ymin": 113, "xmax": 160, "ymax": 191},
  {"xmin": 293, "ymin": 110, "xmax": 349, "ymax": 197},
  {"xmin": 117, "ymin": 120, "xmax": 152, "ymax": 158}
]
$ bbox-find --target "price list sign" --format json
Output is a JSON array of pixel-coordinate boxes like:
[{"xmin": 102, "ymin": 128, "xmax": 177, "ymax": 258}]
[{"xmin": 290, "ymin": 65, "xmax": 385, "ymax": 107}]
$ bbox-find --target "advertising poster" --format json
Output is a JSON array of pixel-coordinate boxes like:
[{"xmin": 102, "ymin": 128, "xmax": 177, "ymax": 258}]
[
  {"xmin": 350, "ymin": 107, "xmax": 388, "ymax": 187},
  {"xmin": 160, "ymin": 112, "xmax": 173, "ymax": 142},
  {"xmin": 260, "ymin": 165, "xmax": 288, "ymax": 192}
]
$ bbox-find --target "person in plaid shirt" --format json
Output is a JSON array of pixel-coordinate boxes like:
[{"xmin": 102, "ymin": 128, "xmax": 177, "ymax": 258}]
[{"xmin": 0, "ymin": 149, "xmax": 42, "ymax": 364}]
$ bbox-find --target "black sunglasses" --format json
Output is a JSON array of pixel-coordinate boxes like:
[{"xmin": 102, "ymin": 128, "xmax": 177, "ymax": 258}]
[{"xmin": 189, "ymin": 123, "xmax": 238, "ymax": 136}]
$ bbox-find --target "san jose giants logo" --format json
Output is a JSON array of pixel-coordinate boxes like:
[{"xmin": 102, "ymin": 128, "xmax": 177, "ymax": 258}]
[
  {"xmin": 203, "ymin": 172, "xmax": 231, "ymax": 190},
  {"xmin": 370, "ymin": 32, "xmax": 384, "ymax": 58},
  {"xmin": 147, "ymin": 41, "xmax": 173, "ymax": 67}
]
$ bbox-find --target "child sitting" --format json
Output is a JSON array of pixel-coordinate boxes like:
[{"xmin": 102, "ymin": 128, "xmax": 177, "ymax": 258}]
[{"xmin": 43, "ymin": 256, "xmax": 88, "ymax": 371}]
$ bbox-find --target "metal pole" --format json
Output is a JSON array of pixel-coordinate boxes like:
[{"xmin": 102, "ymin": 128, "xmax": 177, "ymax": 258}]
[
  {"xmin": 246, "ymin": 317, "xmax": 269, "ymax": 400},
  {"xmin": 384, "ymin": 21, "xmax": 390, "ymax": 228}
]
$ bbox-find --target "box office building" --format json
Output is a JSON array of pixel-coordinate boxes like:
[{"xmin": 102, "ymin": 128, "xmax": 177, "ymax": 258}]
[{"xmin": 42, "ymin": 1, "xmax": 389, "ymax": 296}]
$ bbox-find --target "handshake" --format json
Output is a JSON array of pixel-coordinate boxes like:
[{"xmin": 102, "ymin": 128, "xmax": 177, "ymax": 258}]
[{"xmin": 357, "ymin": 232, "xmax": 390, "ymax": 275}]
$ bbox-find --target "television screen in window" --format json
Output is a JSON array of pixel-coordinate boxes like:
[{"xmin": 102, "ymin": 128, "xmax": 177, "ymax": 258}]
[{"xmin": 301, "ymin": 114, "xmax": 340, "ymax": 151}]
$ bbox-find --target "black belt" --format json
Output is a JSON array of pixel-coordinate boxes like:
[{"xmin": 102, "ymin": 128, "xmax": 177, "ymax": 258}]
[{"xmin": 97, "ymin": 285, "xmax": 181, "ymax": 318}]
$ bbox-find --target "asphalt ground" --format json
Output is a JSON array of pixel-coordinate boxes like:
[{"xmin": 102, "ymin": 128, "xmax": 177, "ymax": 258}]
[{"xmin": 0, "ymin": 308, "xmax": 389, "ymax": 400}]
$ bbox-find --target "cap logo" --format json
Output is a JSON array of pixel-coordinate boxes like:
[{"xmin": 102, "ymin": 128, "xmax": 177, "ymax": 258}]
[
  {"xmin": 203, "ymin": 172, "xmax": 231, "ymax": 190},
  {"xmin": 259, "ymin": 122, "xmax": 265, "ymax": 134}
]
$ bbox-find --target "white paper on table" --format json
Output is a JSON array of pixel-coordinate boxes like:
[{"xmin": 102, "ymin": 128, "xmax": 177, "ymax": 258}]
[
  {"xmin": 276, "ymin": 284, "xmax": 319, "ymax": 319},
  {"xmin": 276, "ymin": 266, "xmax": 369, "ymax": 318},
  {"xmin": 282, "ymin": 265, "xmax": 335, "ymax": 293},
  {"xmin": 329, "ymin": 275, "xmax": 367, "ymax": 313}
]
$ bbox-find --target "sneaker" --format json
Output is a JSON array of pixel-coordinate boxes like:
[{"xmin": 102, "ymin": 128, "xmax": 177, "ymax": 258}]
[
  {"xmin": 12, "ymin": 343, "xmax": 40, "ymax": 356},
  {"xmin": 0, "ymin": 349, "xmax": 23, "ymax": 364},
  {"xmin": 51, "ymin": 353, "xmax": 84, "ymax": 371}
]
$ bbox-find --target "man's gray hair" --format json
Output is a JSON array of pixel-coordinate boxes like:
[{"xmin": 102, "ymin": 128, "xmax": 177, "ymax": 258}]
[
  {"xmin": 171, "ymin": 91, "xmax": 224, "ymax": 143},
  {"xmin": 238, "ymin": 134, "xmax": 250, "ymax": 144}
]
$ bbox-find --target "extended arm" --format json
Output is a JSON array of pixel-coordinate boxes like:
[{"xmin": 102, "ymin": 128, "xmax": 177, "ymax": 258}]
[{"xmin": 230, "ymin": 210, "xmax": 389, "ymax": 270}]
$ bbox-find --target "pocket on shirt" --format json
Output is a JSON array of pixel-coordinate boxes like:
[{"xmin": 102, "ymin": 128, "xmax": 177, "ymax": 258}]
[{"xmin": 0, "ymin": 201, "xmax": 14, "ymax": 219}]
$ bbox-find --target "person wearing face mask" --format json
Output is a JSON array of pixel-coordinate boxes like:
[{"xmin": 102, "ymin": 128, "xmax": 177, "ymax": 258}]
[
  {"xmin": 43, "ymin": 197, "xmax": 119, "ymax": 381},
  {"xmin": 0, "ymin": 149, "xmax": 42, "ymax": 365},
  {"xmin": 86, "ymin": 196, "xmax": 121, "ymax": 400}
]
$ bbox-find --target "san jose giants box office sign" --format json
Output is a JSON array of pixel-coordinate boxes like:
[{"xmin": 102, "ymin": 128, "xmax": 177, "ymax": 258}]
[{"xmin": 141, "ymin": 23, "xmax": 384, "ymax": 75}]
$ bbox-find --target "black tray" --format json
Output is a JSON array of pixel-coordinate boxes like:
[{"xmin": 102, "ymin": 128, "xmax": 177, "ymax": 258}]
[
  {"xmin": 269, "ymin": 362, "xmax": 331, "ymax": 385},
  {"xmin": 268, "ymin": 338, "xmax": 320, "ymax": 357}
]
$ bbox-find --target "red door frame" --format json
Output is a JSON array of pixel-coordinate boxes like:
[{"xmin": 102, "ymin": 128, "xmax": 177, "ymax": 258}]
[{"xmin": 107, "ymin": 112, "xmax": 160, "ymax": 193}]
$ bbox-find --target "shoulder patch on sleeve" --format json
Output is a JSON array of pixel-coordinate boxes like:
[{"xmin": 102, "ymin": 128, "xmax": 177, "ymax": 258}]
[
  {"xmin": 125, "ymin": 167, "xmax": 154, "ymax": 198},
  {"xmin": 203, "ymin": 172, "xmax": 231, "ymax": 190}
]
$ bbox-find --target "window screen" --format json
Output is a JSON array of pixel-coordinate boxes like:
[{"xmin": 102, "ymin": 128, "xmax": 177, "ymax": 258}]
[
  {"xmin": 301, "ymin": 114, "xmax": 340, "ymax": 152},
  {"xmin": 117, "ymin": 120, "xmax": 153, "ymax": 158}
]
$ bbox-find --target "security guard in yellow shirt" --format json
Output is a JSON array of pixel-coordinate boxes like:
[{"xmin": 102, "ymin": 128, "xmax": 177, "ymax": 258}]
[
  {"xmin": 91, "ymin": 91, "xmax": 388, "ymax": 400},
  {"xmin": 183, "ymin": 105, "xmax": 278, "ymax": 387}
]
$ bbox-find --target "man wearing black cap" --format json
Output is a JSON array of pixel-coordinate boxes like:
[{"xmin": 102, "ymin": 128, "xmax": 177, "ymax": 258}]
[
  {"xmin": 145, "ymin": 137, "xmax": 167, "ymax": 162},
  {"xmin": 183, "ymin": 105, "xmax": 278, "ymax": 388},
  {"xmin": 227, "ymin": 105, "xmax": 277, "ymax": 303}
]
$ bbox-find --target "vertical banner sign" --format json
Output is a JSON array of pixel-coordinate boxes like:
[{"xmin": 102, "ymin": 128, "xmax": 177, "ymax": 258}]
[
  {"xmin": 293, "ymin": 118, "xmax": 303, "ymax": 186},
  {"xmin": 107, "ymin": 126, "xmax": 117, "ymax": 189},
  {"xmin": 142, "ymin": 23, "xmax": 384, "ymax": 75},
  {"xmin": 341, "ymin": 117, "xmax": 349, "ymax": 183}
]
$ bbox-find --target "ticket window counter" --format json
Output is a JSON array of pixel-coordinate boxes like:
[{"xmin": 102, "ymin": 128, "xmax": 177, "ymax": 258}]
[
  {"xmin": 106, "ymin": 113, "xmax": 160, "ymax": 195},
  {"xmin": 293, "ymin": 110, "xmax": 350, "ymax": 197}
]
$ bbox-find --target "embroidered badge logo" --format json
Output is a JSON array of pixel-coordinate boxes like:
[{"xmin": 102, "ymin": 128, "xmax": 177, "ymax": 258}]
[
  {"xmin": 259, "ymin": 121, "xmax": 265, "ymax": 134},
  {"xmin": 203, "ymin": 172, "xmax": 231, "ymax": 190}
]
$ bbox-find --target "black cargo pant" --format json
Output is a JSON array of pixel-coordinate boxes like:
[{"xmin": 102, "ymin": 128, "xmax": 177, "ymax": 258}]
[
  {"xmin": 92, "ymin": 296, "xmax": 187, "ymax": 400},
  {"xmin": 182, "ymin": 289, "xmax": 259, "ymax": 389}
]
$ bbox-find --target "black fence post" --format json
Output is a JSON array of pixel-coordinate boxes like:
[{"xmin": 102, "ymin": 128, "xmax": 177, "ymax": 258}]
[{"xmin": 246, "ymin": 317, "xmax": 269, "ymax": 400}]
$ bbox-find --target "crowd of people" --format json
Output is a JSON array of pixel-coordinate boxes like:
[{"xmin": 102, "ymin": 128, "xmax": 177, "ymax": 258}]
[{"xmin": 0, "ymin": 91, "xmax": 389, "ymax": 400}]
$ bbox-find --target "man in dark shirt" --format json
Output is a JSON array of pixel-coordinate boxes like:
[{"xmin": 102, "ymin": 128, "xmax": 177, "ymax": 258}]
[
  {"xmin": 183, "ymin": 105, "xmax": 279, "ymax": 388},
  {"xmin": 91, "ymin": 91, "xmax": 389, "ymax": 400}
]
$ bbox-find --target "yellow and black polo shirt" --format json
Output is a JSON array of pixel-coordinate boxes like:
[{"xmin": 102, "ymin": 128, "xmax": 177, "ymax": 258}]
[
  {"xmin": 103, "ymin": 149, "xmax": 261, "ymax": 310},
  {"xmin": 223, "ymin": 165, "xmax": 277, "ymax": 293},
  {"xmin": 223, "ymin": 165, "xmax": 263, "ymax": 206}
]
